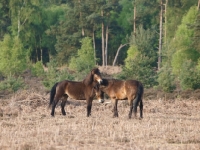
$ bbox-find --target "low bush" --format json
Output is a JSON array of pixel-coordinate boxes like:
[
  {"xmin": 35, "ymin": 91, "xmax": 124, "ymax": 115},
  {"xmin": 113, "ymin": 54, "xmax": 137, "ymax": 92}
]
[{"xmin": 0, "ymin": 75, "xmax": 24, "ymax": 92}]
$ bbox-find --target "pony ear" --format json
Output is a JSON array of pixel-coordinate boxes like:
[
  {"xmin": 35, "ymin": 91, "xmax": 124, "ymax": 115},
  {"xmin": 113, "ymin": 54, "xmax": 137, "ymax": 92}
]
[
  {"xmin": 90, "ymin": 68, "xmax": 96, "ymax": 75},
  {"xmin": 91, "ymin": 68, "xmax": 100, "ymax": 75},
  {"xmin": 83, "ymin": 68, "xmax": 100, "ymax": 86}
]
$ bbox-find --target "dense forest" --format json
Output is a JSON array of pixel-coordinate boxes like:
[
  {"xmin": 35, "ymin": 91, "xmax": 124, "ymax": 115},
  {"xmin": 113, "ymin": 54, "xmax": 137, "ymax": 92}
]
[{"xmin": 0, "ymin": 0, "xmax": 200, "ymax": 92}]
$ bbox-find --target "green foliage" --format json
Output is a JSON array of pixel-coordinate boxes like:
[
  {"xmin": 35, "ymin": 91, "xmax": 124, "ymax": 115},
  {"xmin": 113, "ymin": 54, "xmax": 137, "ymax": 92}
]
[
  {"xmin": 179, "ymin": 60, "xmax": 200, "ymax": 90},
  {"xmin": 125, "ymin": 45, "xmax": 138, "ymax": 69},
  {"xmin": 172, "ymin": 49, "xmax": 200, "ymax": 74},
  {"xmin": 117, "ymin": 0, "xmax": 133, "ymax": 34},
  {"xmin": 175, "ymin": 6, "xmax": 197, "ymax": 46},
  {"xmin": 193, "ymin": 11, "xmax": 200, "ymax": 53},
  {"xmin": 44, "ymin": 4, "xmax": 69, "ymax": 60},
  {"xmin": 128, "ymin": 26, "xmax": 157, "ymax": 64},
  {"xmin": 31, "ymin": 61, "xmax": 45, "ymax": 77},
  {"xmin": 157, "ymin": 65, "xmax": 176, "ymax": 92},
  {"xmin": 0, "ymin": 75, "xmax": 24, "ymax": 92},
  {"xmin": 0, "ymin": 34, "xmax": 27, "ymax": 76},
  {"xmin": 118, "ymin": 55, "xmax": 157, "ymax": 88},
  {"xmin": 171, "ymin": 6, "xmax": 199, "ymax": 75},
  {"xmin": 43, "ymin": 59, "xmax": 74, "ymax": 90},
  {"xmin": 0, "ymin": 0, "xmax": 10, "ymax": 40},
  {"xmin": 166, "ymin": 0, "xmax": 197, "ymax": 40},
  {"xmin": 69, "ymin": 37, "xmax": 96, "ymax": 73},
  {"xmin": 1, "ymin": 0, "xmax": 200, "ymax": 92},
  {"xmin": 120, "ymin": 26, "xmax": 158, "ymax": 87},
  {"xmin": 53, "ymin": 5, "xmax": 81, "ymax": 65}
]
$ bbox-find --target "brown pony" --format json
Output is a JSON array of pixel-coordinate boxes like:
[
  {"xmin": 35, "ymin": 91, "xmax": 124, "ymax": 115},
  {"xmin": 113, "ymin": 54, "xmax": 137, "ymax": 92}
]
[
  {"xmin": 99, "ymin": 79, "xmax": 144, "ymax": 119},
  {"xmin": 49, "ymin": 68, "xmax": 103, "ymax": 117}
]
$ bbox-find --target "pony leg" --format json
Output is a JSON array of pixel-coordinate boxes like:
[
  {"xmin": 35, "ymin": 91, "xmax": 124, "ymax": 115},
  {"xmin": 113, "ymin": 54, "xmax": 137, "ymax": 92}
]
[
  {"xmin": 139, "ymin": 100, "xmax": 143, "ymax": 118},
  {"xmin": 133, "ymin": 102, "xmax": 138, "ymax": 118},
  {"xmin": 112, "ymin": 99, "xmax": 118, "ymax": 117},
  {"xmin": 51, "ymin": 98, "xmax": 59, "ymax": 116},
  {"xmin": 128, "ymin": 99, "xmax": 133, "ymax": 119},
  {"xmin": 51, "ymin": 93, "xmax": 62, "ymax": 116},
  {"xmin": 86, "ymin": 98, "xmax": 93, "ymax": 117},
  {"xmin": 61, "ymin": 100, "xmax": 67, "ymax": 115},
  {"xmin": 61, "ymin": 95, "xmax": 68, "ymax": 115}
]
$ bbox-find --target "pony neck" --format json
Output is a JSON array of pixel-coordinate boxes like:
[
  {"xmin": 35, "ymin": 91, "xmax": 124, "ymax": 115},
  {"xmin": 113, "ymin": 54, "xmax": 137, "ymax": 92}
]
[{"xmin": 83, "ymin": 73, "xmax": 93, "ymax": 86}]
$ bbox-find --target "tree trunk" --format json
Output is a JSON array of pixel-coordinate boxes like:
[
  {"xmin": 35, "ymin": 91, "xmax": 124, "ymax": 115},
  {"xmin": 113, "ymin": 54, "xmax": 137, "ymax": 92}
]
[
  {"xmin": 112, "ymin": 43, "xmax": 128, "ymax": 66},
  {"xmin": 17, "ymin": 10, "xmax": 21, "ymax": 38},
  {"xmin": 164, "ymin": 0, "xmax": 168, "ymax": 43},
  {"xmin": 92, "ymin": 29, "xmax": 96, "ymax": 65},
  {"xmin": 40, "ymin": 36, "xmax": 43, "ymax": 64},
  {"xmin": 79, "ymin": 0, "xmax": 84, "ymax": 36},
  {"xmin": 198, "ymin": 0, "xmax": 200, "ymax": 10},
  {"xmin": 158, "ymin": 0, "xmax": 163, "ymax": 70},
  {"xmin": 133, "ymin": 0, "xmax": 136, "ymax": 35},
  {"xmin": 82, "ymin": 27, "xmax": 85, "ymax": 36},
  {"xmin": 101, "ymin": 10, "xmax": 105, "ymax": 66},
  {"xmin": 105, "ymin": 25, "xmax": 108, "ymax": 66}
]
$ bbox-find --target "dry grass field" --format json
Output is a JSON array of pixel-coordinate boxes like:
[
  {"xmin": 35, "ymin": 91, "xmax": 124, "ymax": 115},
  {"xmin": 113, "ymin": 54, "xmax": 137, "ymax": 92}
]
[
  {"xmin": 0, "ymin": 89, "xmax": 200, "ymax": 150},
  {"xmin": 0, "ymin": 67, "xmax": 200, "ymax": 150}
]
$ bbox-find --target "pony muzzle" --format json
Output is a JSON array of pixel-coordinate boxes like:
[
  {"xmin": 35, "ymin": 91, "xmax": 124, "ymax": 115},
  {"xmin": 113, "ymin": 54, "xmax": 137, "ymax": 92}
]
[
  {"xmin": 97, "ymin": 79, "xmax": 103, "ymax": 84},
  {"xmin": 98, "ymin": 99, "xmax": 105, "ymax": 103}
]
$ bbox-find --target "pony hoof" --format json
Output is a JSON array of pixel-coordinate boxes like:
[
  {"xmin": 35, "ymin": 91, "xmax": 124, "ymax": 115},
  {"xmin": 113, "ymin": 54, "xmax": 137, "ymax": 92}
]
[
  {"xmin": 87, "ymin": 114, "xmax": 91, "ymax": 117},
  {"xmin": 51, "ymin": 113, "xmax": 54, "ymax": 117},
  {"xmin": 62, "ymin": 112, "xmax": 66, "ymax": 116}
]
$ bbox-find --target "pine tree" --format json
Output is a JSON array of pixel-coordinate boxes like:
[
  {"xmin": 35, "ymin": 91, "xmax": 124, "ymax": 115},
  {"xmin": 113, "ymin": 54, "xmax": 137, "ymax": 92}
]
[{"xmin": 0, "ymin": 35, "xmax": 27, "ymax": 76}]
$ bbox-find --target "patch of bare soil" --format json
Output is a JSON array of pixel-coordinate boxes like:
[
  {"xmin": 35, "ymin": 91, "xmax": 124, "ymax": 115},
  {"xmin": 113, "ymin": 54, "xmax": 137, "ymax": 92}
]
[{"xmin": 98, "ymin": 66, "xmax": 122, "ymax": 78}]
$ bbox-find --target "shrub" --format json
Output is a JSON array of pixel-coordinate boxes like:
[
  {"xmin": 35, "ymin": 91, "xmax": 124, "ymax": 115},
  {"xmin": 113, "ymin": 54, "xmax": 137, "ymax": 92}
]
[
  {"xmin": 31, "ymin": 61, "xmax": 45, "ymax": 77},
  {"xmin": 0, "ymin": 75, "xmax": 24, "ymax": 92},
  {"xmin": 69, "ymin": 37, "xmax": 96, "ymax": 73},
  {"xmin": 157, "ymin": 65, "xmax": 176, "ymax": 92},
  {"xmin": 0, "ymin": 35, "xmax": 27, "ymax": 76},
  {"xmin": 179, "ymin": 60, "xmax": 200, "ymax": 90},
  {"xmin": 117, "ymin": 55, "xmax": 157, "ymax": 88},
  {"xmin": 120, "ymin": 26, "xmax": 158, "ymax": 88},
  {"xmin": 43, "ymin": 60, "xmax": 74, "ymax": 90}
]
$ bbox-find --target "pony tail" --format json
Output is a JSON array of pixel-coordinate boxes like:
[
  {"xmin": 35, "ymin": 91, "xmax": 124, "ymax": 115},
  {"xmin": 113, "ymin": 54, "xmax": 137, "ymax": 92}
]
[
  {"xmin": 49, "ymin": 82, "xmax": 58, "ymax": 107},
  {"xmin": 133, "ymin": 82, "xmax": 144, "ymax": 113}
]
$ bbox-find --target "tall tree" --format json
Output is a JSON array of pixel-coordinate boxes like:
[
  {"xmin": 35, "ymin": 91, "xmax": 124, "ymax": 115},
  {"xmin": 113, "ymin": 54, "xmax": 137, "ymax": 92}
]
[
  {"xmin": 0, "ymin": 35, "xmax": 27, "ymax": 76},
  {"xmin": 170, "ymin": 6, "xmax": 199, "ymax": 75},
  {"xmin": 69, "ymin": 37, "xmax": 96, "ymax": 74},
  {"xmin": 120, "ymin": 26, "xmax": 158, "ymax": 87},
  {"xmin": 86, "ymin": 1, "xmax": 102, "ymax": 64},
  {"xmin": 100, "ymin": 0, "xmax": 120, "ymax": 66},
  {"xmin": 9, "ymin": 0, "xmax": 47, "ymax": 63},
  {"xmin": 166, "ymin": 0, "xmax": 197, "ymax": 40},
  {"xmin": 193, "ymin": 6, "xmax": 200, "ymax": 53}
]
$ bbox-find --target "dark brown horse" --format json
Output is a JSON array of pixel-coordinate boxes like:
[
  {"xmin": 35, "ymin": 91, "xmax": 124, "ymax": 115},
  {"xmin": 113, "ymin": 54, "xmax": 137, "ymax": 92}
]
[
  {"xmin": 99, "ymin": 79, "xmax": 144, "ymax": 119},
  {"xmin": 49, "ymin": 68, "xmax": 103, "ymax": 117}
]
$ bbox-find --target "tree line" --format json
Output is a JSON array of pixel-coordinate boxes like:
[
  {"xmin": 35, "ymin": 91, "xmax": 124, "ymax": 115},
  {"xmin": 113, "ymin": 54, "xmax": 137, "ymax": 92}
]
[{"xmin": 0, "ymin": 0, "xmax": 200, "ymax": 92}]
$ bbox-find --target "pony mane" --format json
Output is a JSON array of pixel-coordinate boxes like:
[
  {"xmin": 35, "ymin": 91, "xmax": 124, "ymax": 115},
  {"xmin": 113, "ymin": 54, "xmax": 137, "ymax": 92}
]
[{"xmin": 83, "ymin": 68, "xmax": 100, "ymax": 86}]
